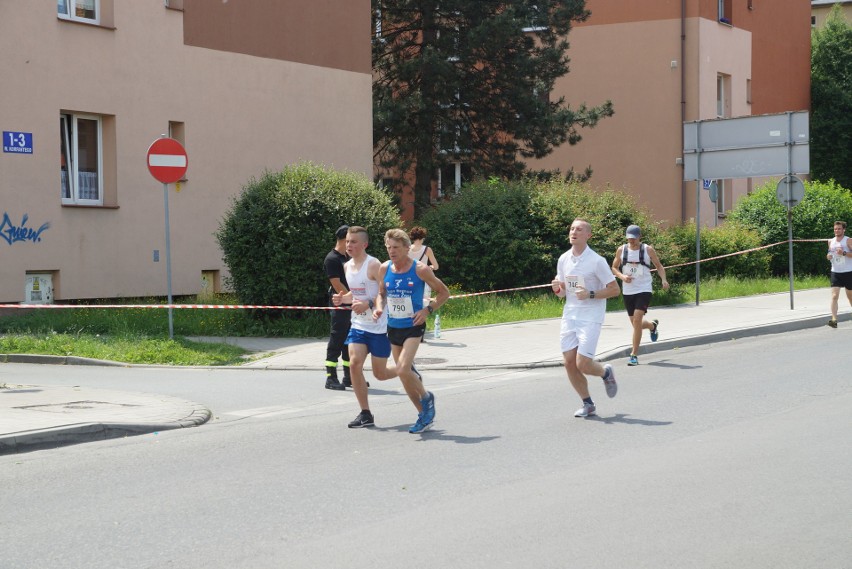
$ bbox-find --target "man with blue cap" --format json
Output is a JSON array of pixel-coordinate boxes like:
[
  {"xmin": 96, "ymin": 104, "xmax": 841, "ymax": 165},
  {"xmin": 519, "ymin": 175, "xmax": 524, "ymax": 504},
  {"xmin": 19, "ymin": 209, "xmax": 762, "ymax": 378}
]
[{"xmin": 611, "ymin": 224, "xmax": 669, "ymax": 366}]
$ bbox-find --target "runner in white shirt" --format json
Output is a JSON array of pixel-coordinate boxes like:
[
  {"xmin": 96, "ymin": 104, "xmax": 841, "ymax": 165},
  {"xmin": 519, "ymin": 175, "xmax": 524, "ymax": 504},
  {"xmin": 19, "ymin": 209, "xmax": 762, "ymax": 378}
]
[
  {"xmin": 826, "ymin": 220, "xmax": 852, "ymax": 328},
  {"xmin": 611, "ymin": 224, "xmax": 669, "ymax": 366},
  {"xmin": 551, "ymin": 219, "xmax": 621, "ymax": 418}
]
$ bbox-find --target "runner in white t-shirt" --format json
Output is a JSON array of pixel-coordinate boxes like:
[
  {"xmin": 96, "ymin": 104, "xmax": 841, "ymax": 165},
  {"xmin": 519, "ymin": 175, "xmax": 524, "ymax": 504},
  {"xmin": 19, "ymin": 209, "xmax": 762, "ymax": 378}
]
[
  {"xmin": 551, "ymin": 219, "xmax": 621, "ymax": 419},
  {"xmin": 826, "ymin": 220, "xmax": 852, "ymax": 328}
]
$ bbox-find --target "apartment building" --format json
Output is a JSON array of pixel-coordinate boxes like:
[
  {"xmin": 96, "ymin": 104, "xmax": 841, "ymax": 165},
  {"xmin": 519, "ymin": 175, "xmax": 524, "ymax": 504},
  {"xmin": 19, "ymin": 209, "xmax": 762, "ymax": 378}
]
[
  {"xmin": 812, "ymin": 0, "xmax": 852, "ymax": 28},
  {"xmin": 0, "ymin": 0, "xmax": 371, "ymax": 303},
  {"xmin": 528, "ymin": 0, "xmax": 812, "ymax": 226}
]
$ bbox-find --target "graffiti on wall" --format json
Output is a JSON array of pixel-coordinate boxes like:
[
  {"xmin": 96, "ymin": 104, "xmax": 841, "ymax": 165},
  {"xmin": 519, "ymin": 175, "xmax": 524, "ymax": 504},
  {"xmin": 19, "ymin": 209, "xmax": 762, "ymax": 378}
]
[{"xmin": 0, "ymin": 212, "xmax": 50, "ymax": 245}]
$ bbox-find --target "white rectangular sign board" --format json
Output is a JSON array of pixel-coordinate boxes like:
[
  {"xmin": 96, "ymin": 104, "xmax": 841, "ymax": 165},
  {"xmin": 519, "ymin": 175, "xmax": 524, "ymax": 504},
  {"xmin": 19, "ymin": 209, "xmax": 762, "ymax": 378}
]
[{"xmin": 683, "ymin": 111, "xmax": 809, "ymax": 181}]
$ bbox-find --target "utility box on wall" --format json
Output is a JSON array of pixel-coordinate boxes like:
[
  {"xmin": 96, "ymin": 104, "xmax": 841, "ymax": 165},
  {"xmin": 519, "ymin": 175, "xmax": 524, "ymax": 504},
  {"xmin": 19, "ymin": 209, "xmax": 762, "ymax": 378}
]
[{"xmin": 25, "ymin": 273, "xmax": 54, "ymax": 304}]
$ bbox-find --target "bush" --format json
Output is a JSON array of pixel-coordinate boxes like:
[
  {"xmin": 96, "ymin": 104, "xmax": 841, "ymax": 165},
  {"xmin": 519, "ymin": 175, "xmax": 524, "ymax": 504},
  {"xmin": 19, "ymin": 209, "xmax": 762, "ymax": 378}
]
[
  {"xmin": 728, "ymin": 179, "xmax": 852, "ymax": 275},
  {"xmin": 419, "ymin": 178, "xmax": 662, "ymax": 292},
  {"xmin": 530, "ymin": 180, "xmax": 663, "ymax": 269},
  {"xmin": 419, "ymin": 178, "xmax": 552, "ymax": 291},
  {"xmin": 664, "ymin": 221, "xmax": 771, "ymax": 284},
  {"xmin": 216, "ymin": 163, "xmax": 401, "ymax": 307}
]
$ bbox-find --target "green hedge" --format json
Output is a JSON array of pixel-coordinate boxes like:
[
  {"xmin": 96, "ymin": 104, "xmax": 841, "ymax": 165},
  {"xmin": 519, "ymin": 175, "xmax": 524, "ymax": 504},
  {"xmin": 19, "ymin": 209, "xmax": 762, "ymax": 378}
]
[
  {"xmin": 419, "ymin": 178, "xmax": 660, "ymax": 292},
  {"xmin": 728, "ymin": 179, "xmax": 852, "ymax": 275},
  {"xmin": 663, "ymin": 221, "xmax": 771, "ymax": 284},
  {"xmin": 216, "ymin": 163, "xmax": 401, "ymax": 307}
]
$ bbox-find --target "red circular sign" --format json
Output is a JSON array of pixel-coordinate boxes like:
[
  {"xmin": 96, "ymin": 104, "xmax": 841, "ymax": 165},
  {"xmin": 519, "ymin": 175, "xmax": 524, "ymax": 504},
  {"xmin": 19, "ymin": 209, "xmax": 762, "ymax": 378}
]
[{"xmin": 147, "ymin": 137, "xmax": 188, "ymax": 184}]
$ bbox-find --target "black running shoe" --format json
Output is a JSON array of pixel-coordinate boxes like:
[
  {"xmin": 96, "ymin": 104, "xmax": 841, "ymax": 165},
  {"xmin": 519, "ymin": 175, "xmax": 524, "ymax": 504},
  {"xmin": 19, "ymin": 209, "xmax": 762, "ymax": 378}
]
[
  {"xmin": 411, "ymin": 365, "xmax": 423, "ymax": 382},
  {"xmin": 348, "ymin": 410, "xmax": 374, "ymax": 428},
  {"xmin": 341, "ymin": 377, "xmax": 369, "ymax": 388},
  {"xmin": 325, "ymin": 377, "xmax": 345, "ymax": 391}
]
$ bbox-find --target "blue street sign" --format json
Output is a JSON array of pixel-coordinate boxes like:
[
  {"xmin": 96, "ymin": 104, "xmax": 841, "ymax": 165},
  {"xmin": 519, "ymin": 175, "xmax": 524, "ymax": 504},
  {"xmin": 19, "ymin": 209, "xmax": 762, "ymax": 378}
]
[{"xmin": 3, "ymin": 131, "xmax": 33, "ymax": 154}]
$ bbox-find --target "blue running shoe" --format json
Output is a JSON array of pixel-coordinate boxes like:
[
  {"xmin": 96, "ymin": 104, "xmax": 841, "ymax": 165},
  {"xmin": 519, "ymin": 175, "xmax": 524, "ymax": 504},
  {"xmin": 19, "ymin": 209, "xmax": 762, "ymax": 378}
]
[
  {"xmin": 421, "ymin": 391, "xmax": 436, "ymax": 424},
  {"xmin": 628, "ymin": 354, "xmax": 639, "ymax": 366},
  {"xmin": 409, "ymin": 412, "xmax": 433, "ymax": 433},
  {"xmin": 650, "ymin": 319, "xmax": 659, "ymax": 342}
]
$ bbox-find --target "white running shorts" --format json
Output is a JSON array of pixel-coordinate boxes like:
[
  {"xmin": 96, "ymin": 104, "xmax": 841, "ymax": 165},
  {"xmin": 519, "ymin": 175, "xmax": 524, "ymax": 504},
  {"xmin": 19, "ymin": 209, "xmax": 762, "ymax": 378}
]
[{"xmin": 560, "ymin": 318, "xmax": 602, "ymax": 359}]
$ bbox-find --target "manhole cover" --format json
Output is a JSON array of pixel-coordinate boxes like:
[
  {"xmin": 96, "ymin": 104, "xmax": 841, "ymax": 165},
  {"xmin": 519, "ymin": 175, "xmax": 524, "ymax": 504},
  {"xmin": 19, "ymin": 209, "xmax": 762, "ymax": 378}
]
[{"xmin": 414, "ymin": 357, "xmax": 447, "ymax": 365}]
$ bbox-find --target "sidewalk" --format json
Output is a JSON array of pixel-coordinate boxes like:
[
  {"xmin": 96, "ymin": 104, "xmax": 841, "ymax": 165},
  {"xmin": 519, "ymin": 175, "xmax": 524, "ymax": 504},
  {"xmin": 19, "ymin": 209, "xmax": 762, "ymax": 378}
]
[
  {"xmin": 0, "ymin": 288, "xmax": 839, "ymax": 455},
  {"xmin": 220, "ymin": 287, "xmax": 834, "ymax": 370}
]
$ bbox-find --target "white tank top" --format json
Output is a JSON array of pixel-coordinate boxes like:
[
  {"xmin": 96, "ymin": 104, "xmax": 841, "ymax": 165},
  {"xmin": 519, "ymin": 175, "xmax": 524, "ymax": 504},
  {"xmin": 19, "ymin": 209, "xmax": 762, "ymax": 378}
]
[
  {"xmin": 408, "ymin": 245, "xmax": 428, "ymax": 262},
  {"xmin": 345, "ymin": 255, "xmax": 387, "ymax": 333},
  {"xmin": 621, "ymin": 244, "xmax": 653, "ymax": 295},
  {"xmin": 829, "ymin": 236, "xmax": 852, "ymax": 274}
]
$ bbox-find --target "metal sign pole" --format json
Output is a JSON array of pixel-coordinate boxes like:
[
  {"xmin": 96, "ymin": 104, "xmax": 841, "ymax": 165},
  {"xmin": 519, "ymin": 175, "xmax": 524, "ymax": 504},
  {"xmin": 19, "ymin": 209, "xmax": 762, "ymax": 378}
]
[
  {"xmin": 163, "ymin": 182, "xmax": 174, "ymax": 339},
  {"xmin": 695, "ymin": 122, "xmax": 701, "ymax": 306},
  {"xmin": 786, "ymin": 111, "xmax": 795, "ymax": 310}
]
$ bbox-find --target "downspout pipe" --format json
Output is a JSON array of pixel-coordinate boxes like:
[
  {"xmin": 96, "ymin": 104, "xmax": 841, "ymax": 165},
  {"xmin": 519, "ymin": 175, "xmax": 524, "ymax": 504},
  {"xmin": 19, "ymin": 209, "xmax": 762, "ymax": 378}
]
[{"xmin": 681, "ymin": 0, "xmax": 687, "ymax": 222}]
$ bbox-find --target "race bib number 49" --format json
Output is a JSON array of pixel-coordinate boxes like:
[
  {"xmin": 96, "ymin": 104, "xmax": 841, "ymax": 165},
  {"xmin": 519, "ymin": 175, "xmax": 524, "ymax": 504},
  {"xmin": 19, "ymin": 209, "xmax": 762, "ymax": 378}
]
[
  {"xmin": 625, "ymin": 263, "xmax": 646, "ymax": 278},
  {"xmin": 832, "ymin": 253, "xmax": 846, "ymax": 267}
]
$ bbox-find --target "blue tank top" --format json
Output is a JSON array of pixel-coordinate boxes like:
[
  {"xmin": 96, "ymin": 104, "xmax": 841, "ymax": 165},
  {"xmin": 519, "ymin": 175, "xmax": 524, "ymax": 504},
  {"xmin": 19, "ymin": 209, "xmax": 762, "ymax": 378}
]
[{"xmin": 383, "ymin": 260, "xmax": 426, "ymax": 329}]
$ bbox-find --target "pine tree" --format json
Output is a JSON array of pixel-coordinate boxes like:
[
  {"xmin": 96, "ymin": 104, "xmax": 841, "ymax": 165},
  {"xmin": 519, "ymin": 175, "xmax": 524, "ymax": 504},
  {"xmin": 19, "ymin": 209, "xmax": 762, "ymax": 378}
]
[
  {"xmin": 373, "ymin": 0, "xmax": 614, "ymax": 217},
  {"xmin": 811, "ymin": 5, "xmax": 852, "ymax": 190}
]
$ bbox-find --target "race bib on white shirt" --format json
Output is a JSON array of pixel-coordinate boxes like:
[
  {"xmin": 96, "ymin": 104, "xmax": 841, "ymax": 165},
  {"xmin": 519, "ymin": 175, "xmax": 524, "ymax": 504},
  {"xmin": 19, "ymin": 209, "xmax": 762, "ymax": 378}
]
[
  {"xmin": 387, "ymin": 296, "xmax": 415, "ymax": 318},
  {"xmin": 351, "ymin": 308, "xmax": 374, "ymax": 324},
  {"xmin": 564, "ymin": 275, "xmax": 585, "ymax": 294},
  {"xmin": 832, "ymin": 253, "xmax": 846, "ymax": 267},
  {"xmin": 625, "ymin": 263, "xmax": 646, "ymax": 278}
]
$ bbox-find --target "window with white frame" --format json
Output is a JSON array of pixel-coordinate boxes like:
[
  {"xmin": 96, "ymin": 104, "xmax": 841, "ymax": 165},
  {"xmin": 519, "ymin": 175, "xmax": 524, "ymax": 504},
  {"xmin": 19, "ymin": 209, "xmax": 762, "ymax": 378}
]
[
  {"xmin": 716, "ymin": 73, "xmax": 731, "ymax": 118},
  {"xmin": 438, "ymin": 162, "xmax": 471, "ymax": 197},
  {"xmin": 58, "ymin": 0, "xmax": 99, "ymax": 24},
  {"xmin": 716, "ymin": 179, "xmax": 725, "ymax": 215},
  {"xmin": 522, "ymin": 4, "xmax": 547, "ymax": 32},
  {"xmin": 61, "ymin": 113, "xmax": 103, "ymax": 205},
  {"xmin": 718, "ymin": 0, "xmax": 732, "ymax": 25}
]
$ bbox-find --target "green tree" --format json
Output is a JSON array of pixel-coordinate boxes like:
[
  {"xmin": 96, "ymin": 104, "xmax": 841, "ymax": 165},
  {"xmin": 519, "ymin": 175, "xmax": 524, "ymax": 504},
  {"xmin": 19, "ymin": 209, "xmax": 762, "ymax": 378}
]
[
  {"xmin": 216, "ymin": 163, "xmax": 401, "ymax": 308},
  {"xmin": 373, "ymin": 0, "xmax": 614, "ymax": 217},
  {"xmin": 811, "ymin": 4, "xmax": 852, "ymax": 189}
]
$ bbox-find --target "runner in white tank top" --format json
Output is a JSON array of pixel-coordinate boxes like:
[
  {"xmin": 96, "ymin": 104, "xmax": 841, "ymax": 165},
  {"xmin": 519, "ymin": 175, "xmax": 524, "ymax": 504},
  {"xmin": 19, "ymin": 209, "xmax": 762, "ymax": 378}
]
[
  {"xmin": 332, "ymin": 227, "xmax": 399, "ymax": 428},
  {"xmin": 826, "ymin": 220, "xmax": 852, "ymax": 328},
  {"xmin": 611, "ymin": 225, "xmax": 669, "ymax": 366}
]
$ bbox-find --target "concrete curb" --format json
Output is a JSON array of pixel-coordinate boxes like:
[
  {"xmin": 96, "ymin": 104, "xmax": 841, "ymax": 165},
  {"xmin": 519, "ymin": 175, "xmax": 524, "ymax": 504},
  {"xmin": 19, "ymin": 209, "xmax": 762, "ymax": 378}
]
[
  {"xmin": 0, "ymin": 353, "xmax": 127, "ymax": 367},
  {"xmin": 0, "ymin": 405, "xmax": 212, "ymax": 455}
]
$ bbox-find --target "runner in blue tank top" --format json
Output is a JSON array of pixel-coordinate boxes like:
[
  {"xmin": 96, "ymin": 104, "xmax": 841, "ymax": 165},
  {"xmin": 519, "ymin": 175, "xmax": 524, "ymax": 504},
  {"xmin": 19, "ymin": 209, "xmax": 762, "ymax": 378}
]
[{"xmin": 377, "ymin": 228, "xmax": 450, "ymax": 434}]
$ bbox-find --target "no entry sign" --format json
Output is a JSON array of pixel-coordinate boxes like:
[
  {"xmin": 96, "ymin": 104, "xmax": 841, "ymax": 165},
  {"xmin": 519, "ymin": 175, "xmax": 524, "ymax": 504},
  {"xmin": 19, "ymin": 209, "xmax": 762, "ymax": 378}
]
[{"xmin": 147, "ymin": 137, "xmax": 188, "ymax": 184}]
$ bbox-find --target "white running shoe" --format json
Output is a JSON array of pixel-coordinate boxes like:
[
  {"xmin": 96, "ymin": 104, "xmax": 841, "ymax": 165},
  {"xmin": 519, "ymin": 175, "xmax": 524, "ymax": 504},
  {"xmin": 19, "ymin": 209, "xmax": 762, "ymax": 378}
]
[
  {"xmin": 603, "ymin": 364, "xmax": 618, "ymax": 398},
  {"xmin": 574, "ymin": 402, "xmax": 596, "ymax": 418}
]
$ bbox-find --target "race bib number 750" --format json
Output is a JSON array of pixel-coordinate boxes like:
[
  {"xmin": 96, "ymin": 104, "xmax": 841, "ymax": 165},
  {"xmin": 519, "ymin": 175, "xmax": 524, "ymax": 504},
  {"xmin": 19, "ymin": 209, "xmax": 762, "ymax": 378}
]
[{"xmin": 387, "ymin": 296, "xmax": 415, "ymax": 318}]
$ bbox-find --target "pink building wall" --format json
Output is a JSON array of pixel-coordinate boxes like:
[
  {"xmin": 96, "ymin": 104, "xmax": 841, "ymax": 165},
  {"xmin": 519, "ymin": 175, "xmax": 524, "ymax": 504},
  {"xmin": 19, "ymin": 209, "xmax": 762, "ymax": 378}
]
[{"xmin": 0, "ymin": 1, "xmax": 372, "ymax": 302}]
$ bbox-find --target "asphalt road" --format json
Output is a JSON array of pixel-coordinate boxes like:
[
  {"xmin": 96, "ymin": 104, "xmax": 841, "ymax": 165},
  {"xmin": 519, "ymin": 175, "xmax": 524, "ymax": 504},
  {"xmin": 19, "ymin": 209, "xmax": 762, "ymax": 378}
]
[{"xmin": 1, "ymin": 329, "xmax": 850, "ymax": 569}]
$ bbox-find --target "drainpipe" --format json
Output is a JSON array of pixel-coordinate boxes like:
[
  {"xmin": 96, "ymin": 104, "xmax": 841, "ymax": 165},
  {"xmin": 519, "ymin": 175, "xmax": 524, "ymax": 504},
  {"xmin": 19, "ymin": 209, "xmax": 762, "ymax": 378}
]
[{"xmin": 680, "ymin": 0, "xmax": 687, "ymax": 222}]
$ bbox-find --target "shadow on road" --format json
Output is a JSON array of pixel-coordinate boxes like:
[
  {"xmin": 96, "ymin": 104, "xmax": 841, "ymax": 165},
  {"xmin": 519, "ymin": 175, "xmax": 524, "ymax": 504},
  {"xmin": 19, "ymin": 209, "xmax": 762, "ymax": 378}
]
[
  {"xmin": 590, "ymin": 414, "xmax": 673, "ymax": 427},
  {"xmin": 647, "ymin": 359, "xmax": 702, "ymax": 370}
]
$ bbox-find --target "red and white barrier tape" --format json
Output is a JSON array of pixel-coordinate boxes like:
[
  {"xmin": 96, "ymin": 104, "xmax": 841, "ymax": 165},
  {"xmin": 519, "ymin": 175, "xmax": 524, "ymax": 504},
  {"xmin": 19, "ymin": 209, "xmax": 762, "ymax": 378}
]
[
  {"xmin": 655, "ymin": 238, "xmax": 827, "ymax": 271},
  {"xmin": 0, "ymin": 303, "xmax": 349, "ymax": 311},
  {"xmin": 0, "ymin": 238, "xmax": 830, "ymax": 310},
  {"xmin": 448, "ymin": 283, "xmax": 552, "ymax": 300}
]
